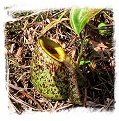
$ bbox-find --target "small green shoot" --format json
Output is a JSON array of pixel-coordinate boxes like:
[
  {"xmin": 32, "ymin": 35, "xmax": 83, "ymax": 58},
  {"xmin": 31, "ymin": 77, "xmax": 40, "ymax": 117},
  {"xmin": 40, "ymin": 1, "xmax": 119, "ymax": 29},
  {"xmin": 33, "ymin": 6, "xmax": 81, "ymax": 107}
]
[
  {"xmin": 79, "ymin": 60, "xmax": 90, "ymax": 65},
  {"xmin": 98, "ymin": 22, "xmax": 107, "ymax": 35}
]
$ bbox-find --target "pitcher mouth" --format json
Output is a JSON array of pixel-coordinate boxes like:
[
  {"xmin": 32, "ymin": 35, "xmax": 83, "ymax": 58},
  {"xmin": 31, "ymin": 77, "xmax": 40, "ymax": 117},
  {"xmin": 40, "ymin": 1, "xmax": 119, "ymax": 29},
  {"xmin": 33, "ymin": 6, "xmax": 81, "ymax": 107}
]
[{"xmin": 39, "ymin": 38, "xmax": 66, "ymax": 62}]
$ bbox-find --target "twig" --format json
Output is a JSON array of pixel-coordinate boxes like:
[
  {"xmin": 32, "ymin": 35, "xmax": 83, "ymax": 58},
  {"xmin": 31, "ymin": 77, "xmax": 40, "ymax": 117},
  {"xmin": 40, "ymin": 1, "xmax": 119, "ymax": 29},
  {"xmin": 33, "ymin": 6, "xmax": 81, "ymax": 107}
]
[
  {"xmin": 19, "ymin": 90, "xmax": 44, "ymax": 111},
  {"xmin": 56, "ymin": 104, "xmax": 73, "ymax": 111},
  {"xmin": 102, "ymin": 11, "xmax": 113, "ymax": 23},
  {"xmin": 9, "ymin": 92, "xmax": 42, "ymax": 111},
  {"xmin": 50, "ymin": 101, "xmax": 59, "ymax": 112},
  {"xmin": 9, "ymin": 98, "xmax": 22, "ymax": 114},
  {"xmin": 8, "ymin": 10, "xmax": 48, "ymax": 22},
  {"xmin": 104, "ymin": 99, "xmax": 114, "ymax": 110},
  {"xmin": 8, "ymin": 83, "xmax": 44, "ymax": 111}
]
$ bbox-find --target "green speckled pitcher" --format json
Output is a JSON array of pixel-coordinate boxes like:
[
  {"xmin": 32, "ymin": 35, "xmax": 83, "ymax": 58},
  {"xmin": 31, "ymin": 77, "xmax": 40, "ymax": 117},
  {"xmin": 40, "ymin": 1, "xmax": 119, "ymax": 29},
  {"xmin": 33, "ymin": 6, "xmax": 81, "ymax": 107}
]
[{"xmin": 30, "ymin": 37, "xmax": 81, "ymax": 105}]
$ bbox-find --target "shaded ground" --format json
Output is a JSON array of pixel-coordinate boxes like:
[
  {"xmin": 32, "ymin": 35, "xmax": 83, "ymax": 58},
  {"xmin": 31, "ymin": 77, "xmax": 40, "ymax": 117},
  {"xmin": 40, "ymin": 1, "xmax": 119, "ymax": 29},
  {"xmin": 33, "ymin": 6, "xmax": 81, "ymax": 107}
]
[{"xmin": 4, "ymin": 8, "xmax": 114, "ymax": 114}]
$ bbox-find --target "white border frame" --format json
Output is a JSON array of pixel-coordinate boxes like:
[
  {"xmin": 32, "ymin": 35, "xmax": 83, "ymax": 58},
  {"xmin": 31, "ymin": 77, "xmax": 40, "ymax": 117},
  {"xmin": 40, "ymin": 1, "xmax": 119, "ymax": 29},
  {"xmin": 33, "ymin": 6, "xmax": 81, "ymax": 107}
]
[{"xmin": 0, "ymin": 0, "xmax": 118, "ymax": 120}]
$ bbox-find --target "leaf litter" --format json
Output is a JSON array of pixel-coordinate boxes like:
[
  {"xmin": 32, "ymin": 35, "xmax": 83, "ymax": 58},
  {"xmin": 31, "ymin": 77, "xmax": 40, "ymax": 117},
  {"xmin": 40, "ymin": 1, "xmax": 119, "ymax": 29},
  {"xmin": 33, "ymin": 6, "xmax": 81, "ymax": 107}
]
[{"xmin": 5, "ymin": 8, "xmax": 115, "ymax": 114}]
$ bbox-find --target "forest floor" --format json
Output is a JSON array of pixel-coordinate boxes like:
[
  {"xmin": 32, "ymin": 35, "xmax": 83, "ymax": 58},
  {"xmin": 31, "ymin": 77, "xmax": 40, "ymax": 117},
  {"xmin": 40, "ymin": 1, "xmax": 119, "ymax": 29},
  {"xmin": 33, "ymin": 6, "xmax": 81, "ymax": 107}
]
[{"xmin": 4, "ymin": 8, "xmax": 114, "ymax": 114}]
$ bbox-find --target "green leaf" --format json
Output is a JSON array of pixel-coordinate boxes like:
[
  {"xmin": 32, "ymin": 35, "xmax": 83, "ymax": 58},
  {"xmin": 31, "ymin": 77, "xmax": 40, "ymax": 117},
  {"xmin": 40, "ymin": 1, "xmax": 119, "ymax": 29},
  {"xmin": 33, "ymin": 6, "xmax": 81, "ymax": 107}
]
[
  {"xmin": 79, "ymin": 60, "xmax": 90, "ymax": 65},
  {"xmin": 70, "ymin": 6, "xmax": 102, "ymax": 35},
  {"xmin": 98, "ymin": 22, "xmax": 107, "ymax": 35}
]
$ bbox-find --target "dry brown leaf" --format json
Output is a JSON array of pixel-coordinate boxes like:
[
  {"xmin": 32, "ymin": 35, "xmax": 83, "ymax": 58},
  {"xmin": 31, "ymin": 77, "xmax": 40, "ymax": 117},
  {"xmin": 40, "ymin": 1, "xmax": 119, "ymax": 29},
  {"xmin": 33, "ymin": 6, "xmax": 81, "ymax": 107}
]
[
  {"xmin": 89, "ymin": 40, "xmax": 109, "ymax": 59},
  {"xmin": 27, "ymin": 29, "xmax": 34, "ymax": 44},
  {"xmin": 89, "ymin": 40, "xmax": 108, "ymax": 50},
  {"xmin": 15, "ymin": 47, "xmax": 23, "ymax": 61}
]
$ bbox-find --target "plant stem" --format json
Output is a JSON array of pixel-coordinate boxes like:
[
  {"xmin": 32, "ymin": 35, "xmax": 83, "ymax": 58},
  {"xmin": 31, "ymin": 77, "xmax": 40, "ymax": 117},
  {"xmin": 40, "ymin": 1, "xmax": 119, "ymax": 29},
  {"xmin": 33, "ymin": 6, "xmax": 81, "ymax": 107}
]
[{"xmin": 78, "ymin": 39, "xmax": 83, "ymax": 63}]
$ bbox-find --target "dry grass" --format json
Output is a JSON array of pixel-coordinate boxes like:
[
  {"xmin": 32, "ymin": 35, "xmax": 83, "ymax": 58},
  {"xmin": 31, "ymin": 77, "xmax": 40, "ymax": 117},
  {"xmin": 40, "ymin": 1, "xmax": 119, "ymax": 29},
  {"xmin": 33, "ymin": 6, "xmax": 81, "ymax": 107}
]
[{"xmin": 5, "ymin": 8, "xmax": 114, "ymax": 114}]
